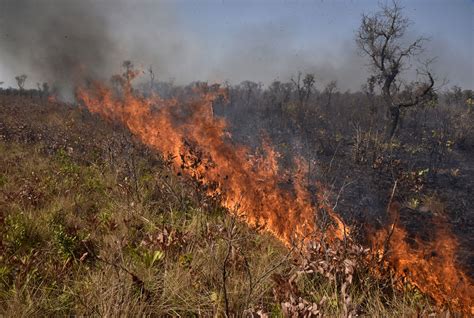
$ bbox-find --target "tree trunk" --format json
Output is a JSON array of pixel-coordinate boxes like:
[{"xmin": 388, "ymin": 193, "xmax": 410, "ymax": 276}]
[
  {"xmin": 382, "ymin": 77, "xmax": 398, "ymax": 139},
  {"xmin": 388, "ymin": 105, "xmax": 400, "ymax": 139}
]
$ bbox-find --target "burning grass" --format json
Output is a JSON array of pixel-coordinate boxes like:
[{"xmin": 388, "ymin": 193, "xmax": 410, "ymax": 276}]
[
  {"xmin": 371, "ymin": 202, "xmax": 474, "ymax": 314},
  {"xmin": 0, "ymin": 90, "xmax": 472, "ymax": 315},
  {"xmin": 76, "ymin": 79, "xmax": 346, "ymax": 245},
  {"xmin": 74, "ymin": 73, "xmax": 473, "ymax": 315},
  {"xmin": 0, "ymin": 138, "xmax": 434, "ymax": 317}
]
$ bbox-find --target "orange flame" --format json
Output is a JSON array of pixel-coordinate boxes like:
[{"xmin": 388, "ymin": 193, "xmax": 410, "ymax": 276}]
[
  {"xmin": 372, "ymin": 202, "xmax": 474, "ymax": 314},
  {"xmin": 76, "ymin": 81, "xmax": 346, "ymax": 245},
  {"xmin": 75, "ymin": 78, "xmax": 472, "ymax": 314}
]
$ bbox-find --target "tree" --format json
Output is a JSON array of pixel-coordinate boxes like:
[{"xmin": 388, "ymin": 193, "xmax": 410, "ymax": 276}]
[
  {"xmin": 356, "ymin": 1, "xmax": 435, "ymax": 138},
  {"xmin": 291, "ymin": 72, "xmax": 315, "ymax": 107},
  {"xmin": 42, "ymin": 82, "xmax": 50, "ymax": 96},
  {"xmin": 122, "ymin": 60, "xmax": 139, "ymax": 87},
  {"xmin": 15, "ymin": 74, "xmax": 27, "ymax": 90},
  {"xmin": 323, "ymin": 80, "xmax": 337, "ymax": 109},
  {"xmin": 37, "ymin": 82, "xmax": 50, "ymax": 98},
  {"xmin": 239, "ymin": 80, "xmax": 262, "ymax": 107},
  {"xmin": 110, "ymin": 60, "xmax": 139, "ymax": 95}
]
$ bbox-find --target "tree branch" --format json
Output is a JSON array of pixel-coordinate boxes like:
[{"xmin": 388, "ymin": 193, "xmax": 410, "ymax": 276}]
[{"xmin": 397, "ymin": 71, "xmax": 434, "ymax": 108}]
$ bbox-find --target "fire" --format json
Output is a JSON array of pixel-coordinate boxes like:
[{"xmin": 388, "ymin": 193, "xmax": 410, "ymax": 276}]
[
  {"xmin": 75, "ymin": 76, "xmax": 472, "ymax": 314},
  {"xmin": 372, "ymin": 202, "xmax": 474, "ymax": 314},
  {"xmin": 76, "ymin": 80, "xmax": 346, "ymax": 245}
]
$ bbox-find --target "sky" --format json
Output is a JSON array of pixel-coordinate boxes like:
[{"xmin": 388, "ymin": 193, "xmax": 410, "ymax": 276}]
[{"xmin": 0, "ymin": 0, "xmax": 472, "ymax": 91}]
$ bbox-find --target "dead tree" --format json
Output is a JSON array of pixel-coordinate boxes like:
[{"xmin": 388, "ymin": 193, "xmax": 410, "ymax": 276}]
[
  {"xmin": 291, "ymin": 72, "xmax": 315, "ymax": 107},
  {"xmin": 122, "ymin": 60, "xmax": 138, "ymax": 89},
  {"xmin": 356, "ymin": 1, "xmax": 435, "ymax": 138},
  {"xmin": 15, "ymin": 74, "xmax": 27, "ymax": 91},
  {"xmin": 324, "ymin": 80, "xmax": 337, "ymax": 110}
]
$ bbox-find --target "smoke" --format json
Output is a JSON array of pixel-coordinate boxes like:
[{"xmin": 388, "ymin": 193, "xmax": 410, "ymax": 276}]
[
  {"xmin": 0, "ymin": 0, "xmax": 116, "ymax": 93},
  {"xmin": 211, "ymin": 24, "xmax": 368, "ymax": 91},
  {"xmin": 0, "ymin": 0, "xmax": 369, "ymax": 92},
  {"xmin": 0, "ymin": 0, "xmax": 472, "ymax": 92}
]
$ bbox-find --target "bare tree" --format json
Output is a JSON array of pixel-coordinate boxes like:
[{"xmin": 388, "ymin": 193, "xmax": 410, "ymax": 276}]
[
  {"xmin": 291, "ymin": 72, "xmax": 315, "ymax": 107},
  {"xmin": 15, "ymin": 74, "xmax": 27, "ymax": 90},
  {"xmin": 324, "ymin": 80, "xmax": 337, "ymax": 109},
  {"xmin": 42, "ymin": 82, "xmax": 50, "ymax": 97},
  {"xmin": 122, "ymin": 60, "xmax": 138, "ymax": 87},
  {"xmin": 109, "ymin": 60, "xmax": 139, "ymax": 95},
  {"xmin": 356, "ymin": 1, "xmax": 435, "ymax": 138}
]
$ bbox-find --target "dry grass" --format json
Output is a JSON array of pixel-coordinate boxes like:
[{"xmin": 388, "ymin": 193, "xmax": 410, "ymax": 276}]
[{"xmin": 0, "ymin": 96, "xmax": 447, "ymax": 316}]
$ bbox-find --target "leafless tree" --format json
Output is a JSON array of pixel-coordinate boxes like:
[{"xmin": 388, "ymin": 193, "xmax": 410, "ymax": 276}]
[
  {"xmin": 291, "ymin": 72, "xmax": 315, "ymax": 107},
  {"xmin": 356, "ymin": 1, "xmax": 435, "ymax": 138},
  {"xmin": 324, "ymin": 80, "xmax": 337, "ymax": 109},
  {"xmin": 122, "ymin": 60, "xmax": 138, "ymax": 87},
  {"xmin": 42, "ymin": 82, "xmax": 50, "ymax": 96},
  {"xmin": 15, "ymin": 74, "xmax": 27, "ymax": 90},
  {"xmin": 239, "ymin": 80, "xmax": 261, "ymax": 107}
]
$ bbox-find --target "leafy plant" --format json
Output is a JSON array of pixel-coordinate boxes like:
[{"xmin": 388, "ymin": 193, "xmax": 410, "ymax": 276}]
[{"xmin": 53, "ymin": 225, "xmax": 80, "ymax": 261}]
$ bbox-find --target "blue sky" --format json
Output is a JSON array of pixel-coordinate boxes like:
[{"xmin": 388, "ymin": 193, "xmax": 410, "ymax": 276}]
[{"xmin": 0, "ymin": 0, "xmax": 472, "ymax": 90}]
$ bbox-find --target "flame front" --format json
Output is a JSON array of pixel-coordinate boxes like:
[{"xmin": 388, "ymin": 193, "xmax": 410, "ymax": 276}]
[
  {"xmin": 76, "ymin": 80, "xmax": 472, "ymax": 314},
  {"xmin": 76, "ymin": 82, "xmax": 345, "ymax": 245},
  {"xmin": 372, "ymin": 203, "xmax": 474, "ymax": 314}
]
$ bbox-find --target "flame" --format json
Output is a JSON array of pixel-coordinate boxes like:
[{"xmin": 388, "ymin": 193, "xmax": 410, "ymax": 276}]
[
  {"xmin": 76, "ymin": 80, "xmax": 346, "ymax": 245},
  {"xmin": 75, "ymin": 77, "xmax": 472, "ymax": 314},
  {"xmin": 372, "ymin": 203, "xmax": 474, "ymax": 314}
]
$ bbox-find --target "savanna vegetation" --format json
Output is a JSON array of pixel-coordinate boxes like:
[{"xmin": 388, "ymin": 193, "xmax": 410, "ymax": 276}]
[
  {"xmin": 0, "ymin": 1, "xmax": 472, "ymax": 317},
  {"xmin": 0, "ymin": 94, "xmax": 443, "ymax": 317}
]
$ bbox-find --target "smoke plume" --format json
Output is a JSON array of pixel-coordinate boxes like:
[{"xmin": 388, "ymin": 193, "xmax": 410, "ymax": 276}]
[
  {"xmin": 0, "ymin": 0, "xmax": 115, "ymax": 91},
  {"xmin": 0, "ymin": 0, "xmax": 472, "ymax": 91}
]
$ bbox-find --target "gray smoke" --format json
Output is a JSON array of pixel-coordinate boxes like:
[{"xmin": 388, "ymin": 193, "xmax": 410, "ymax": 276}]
[
  {"xmin": 0, "ymin": 1, "xmax": 471, "ymax": 92},
  {"xmin": 0, "ymin": 0, "xmax": 115, "ymax": 91}
]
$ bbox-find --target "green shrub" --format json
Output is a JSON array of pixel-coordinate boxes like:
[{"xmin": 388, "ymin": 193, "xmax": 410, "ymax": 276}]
[
  {"xmin": 3, "ymin": 213, "xmax": 41, "ymax": 253},
  {"xmin": 53, "ymin": 225, "xmax": 80, "ymax": 261}
]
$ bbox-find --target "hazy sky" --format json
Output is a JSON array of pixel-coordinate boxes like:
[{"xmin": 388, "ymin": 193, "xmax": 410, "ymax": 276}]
[{"xmin": 0, "ymin": 0, "xmax": 472, "ymax": 90}]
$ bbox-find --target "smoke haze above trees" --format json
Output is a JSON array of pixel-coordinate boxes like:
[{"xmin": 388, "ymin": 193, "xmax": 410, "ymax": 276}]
[{"xmin": 0, "ymin": 0, "xmax": 472, "ymax": 91}]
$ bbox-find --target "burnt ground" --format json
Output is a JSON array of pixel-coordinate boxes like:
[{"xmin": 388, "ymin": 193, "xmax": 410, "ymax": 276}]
[
  {"xmin": 301, "ymin": 129, "xmax": 474, "ymax": 278},
  {"xmin": 217, "ymin": 96, "xmax": 474, "ymax": 280}
]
